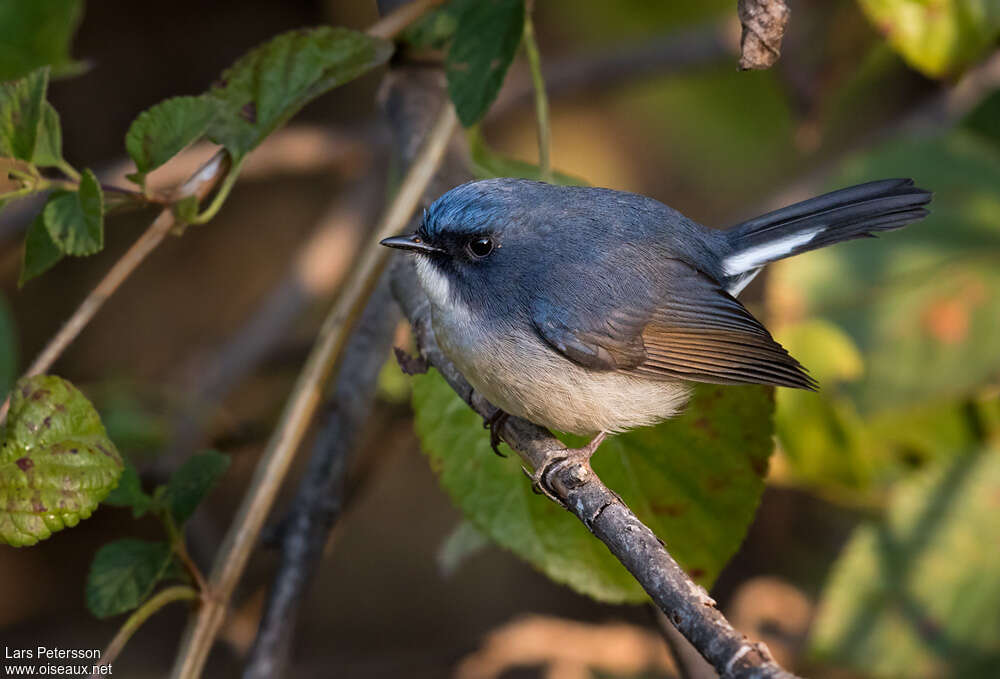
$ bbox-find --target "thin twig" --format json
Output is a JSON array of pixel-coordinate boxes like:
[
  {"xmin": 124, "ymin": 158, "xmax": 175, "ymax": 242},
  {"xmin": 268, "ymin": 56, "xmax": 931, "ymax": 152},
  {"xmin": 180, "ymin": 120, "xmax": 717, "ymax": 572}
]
[
  {"xmin": 163, "ymin": 512, "xmax": 210, "ymax": 595},
  {"xmin": 389, "ymin": 259, "xmax": 800, "ymax": 679},
  {"xmin": 522, "ymin": 6, "xmax": 552, "ymax": 181},
  {"xmin": 88, "ymin": 586, "xmax": 200, "ymax": 679},
  {"xmin": 168, "ymin": 103, "xmax": 457, "ymax": 679},
  {"xmin": 242, "ymin": 276, "xmax": 400, "ymax": 679},
  {"xmin": 0, "ymin": 151, "xmax": 229, "ymax": 423}
]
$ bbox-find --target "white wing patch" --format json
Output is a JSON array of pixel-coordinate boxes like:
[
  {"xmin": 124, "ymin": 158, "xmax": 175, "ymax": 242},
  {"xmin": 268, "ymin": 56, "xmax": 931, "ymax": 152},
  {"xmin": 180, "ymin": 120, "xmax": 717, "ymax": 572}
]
[{"xmin": 722, "ymin": 228, "xmax": 822, "ymax": 276}]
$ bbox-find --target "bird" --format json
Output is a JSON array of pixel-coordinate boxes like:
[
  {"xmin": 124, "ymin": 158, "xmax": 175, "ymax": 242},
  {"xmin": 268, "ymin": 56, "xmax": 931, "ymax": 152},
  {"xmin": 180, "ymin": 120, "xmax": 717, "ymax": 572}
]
[{"xmin": 381, "ymin": 177, "xmax": 931, "ymax": 479}]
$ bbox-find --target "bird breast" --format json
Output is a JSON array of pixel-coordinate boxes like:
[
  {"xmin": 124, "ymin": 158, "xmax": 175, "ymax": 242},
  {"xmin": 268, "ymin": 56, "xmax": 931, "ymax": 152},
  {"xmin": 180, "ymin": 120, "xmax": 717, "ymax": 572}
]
[{"xmin": 418, "ymin": 263, "xmax": 691, "ymax": 435}]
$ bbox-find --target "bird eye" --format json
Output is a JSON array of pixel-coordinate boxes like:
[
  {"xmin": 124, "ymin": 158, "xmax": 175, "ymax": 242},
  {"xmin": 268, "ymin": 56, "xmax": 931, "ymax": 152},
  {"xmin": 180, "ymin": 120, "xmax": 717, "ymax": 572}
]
[{"xmin": 466, "ymin": 236, "xmax": 494, "ymax": 259}]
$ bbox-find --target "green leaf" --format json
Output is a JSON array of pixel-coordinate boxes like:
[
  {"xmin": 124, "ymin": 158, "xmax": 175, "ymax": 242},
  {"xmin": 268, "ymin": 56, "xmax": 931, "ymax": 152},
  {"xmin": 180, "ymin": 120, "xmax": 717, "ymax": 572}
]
[
  {"xmin": 20, "ymin": 211, "xmax": 65, "ymax": 286},
  {"xmin": 769, "ymin": 131, "xmax": 1000, "ymax": 413},
  {"xmin": 412, "ymin": 371, "xmax": 774, "ymax": 602},
  {"xmin": 0, "ymin": 295, "xmax": 17, "ymax": 399},
  {"xmin": 102, "ymin": 462, "xmax": 153, "ymax": 518},
  {"xmin": 810, "ymin": 448, "xmax": 1000, "ymax": 677},
  {"xmin": 0, "ymin": 0, "xmax": 83, "ymax": 82},
  {"xmin": 164, "ymin": 450, "xmax": 229, "ymax": 524},
  {"xmin": 43, "ymin": 168, "xmax": 104, "ymax": 255},
  {"xmin": 207, "ymin": 27, "xmax": 393, "ymax": 158},
  {"xmin": 0, "ymin": 375, "xmax": 123, "ymax": 547},
  {"xmin": 466, "ymin": 126, "xmax": 588, "ymax": 185},
  {"xmin": 173, "ymin": 194, "xmax": 199, "ymax": 224},
  {"xmin": 85, "ymin": 539, "xmax": 173, "ymax": 619},
  {"xmin": 33, "ymin": 102, "xmax": 63, "ymax": 168},
  {"xmin": 858, "ymin": 0, "xmax": 1000, "ymax": 78},
  {"xmin": 0, "ymin": 67, "xmax": 48, "ymax": 161},
  {"xmin": 125, "ymin": 96, "xmax": 220, "ymax": 184},
  {"xmin": 446, "ymin": 0, "xmax": 525, "ymax": 126}
]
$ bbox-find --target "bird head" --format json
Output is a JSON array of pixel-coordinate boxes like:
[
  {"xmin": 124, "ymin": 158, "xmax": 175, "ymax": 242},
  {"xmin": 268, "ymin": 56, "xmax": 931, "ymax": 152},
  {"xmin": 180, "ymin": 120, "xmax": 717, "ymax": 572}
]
[{"xmin": 380, "ymin": 179, "xmax": 557, "ymax": 311}]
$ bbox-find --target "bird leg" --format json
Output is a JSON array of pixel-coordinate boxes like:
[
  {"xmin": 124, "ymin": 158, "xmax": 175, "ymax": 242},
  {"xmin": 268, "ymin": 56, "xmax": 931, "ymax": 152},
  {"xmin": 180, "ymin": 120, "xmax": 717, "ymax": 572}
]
[
  {"xmin": 483, "ymin": 408, "xmax": 510, "ymax": 457},
  {"xmin": 526, "ymin": 431, "xmax": 608, "ymax": 503}
]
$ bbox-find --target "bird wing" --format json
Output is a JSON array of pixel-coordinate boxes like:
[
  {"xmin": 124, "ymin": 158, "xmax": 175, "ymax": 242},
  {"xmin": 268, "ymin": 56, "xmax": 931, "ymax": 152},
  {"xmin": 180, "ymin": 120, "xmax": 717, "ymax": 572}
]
[{"xmin": 529, "ymin": 258, "xmax": 816, "ymax": 389}]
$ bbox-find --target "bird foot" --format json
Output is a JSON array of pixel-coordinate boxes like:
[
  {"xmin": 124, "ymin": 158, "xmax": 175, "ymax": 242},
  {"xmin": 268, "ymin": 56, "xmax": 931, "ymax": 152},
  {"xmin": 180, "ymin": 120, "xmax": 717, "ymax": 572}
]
[
  {"xmin": 524, "ymin": 431, "xmax": 607, "ymax": 504},
  {"xmin": 482, "ymin": 409, "xmax": 510, "ymax": 457}
]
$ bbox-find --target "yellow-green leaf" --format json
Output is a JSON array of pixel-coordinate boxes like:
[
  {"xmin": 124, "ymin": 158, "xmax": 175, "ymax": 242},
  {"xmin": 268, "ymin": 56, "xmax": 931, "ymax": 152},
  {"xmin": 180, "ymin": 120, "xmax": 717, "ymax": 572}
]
[
  {"xmin": 858, "ymin": 0, "xmax": 1000, "ymax": 78},
  {"xmin": 810, "ymin": 447, "xmax": 1000, "ymax": 677},
  {"xmin": 0, "ymin": 375, "xmax": 123, "ymax": 547}
]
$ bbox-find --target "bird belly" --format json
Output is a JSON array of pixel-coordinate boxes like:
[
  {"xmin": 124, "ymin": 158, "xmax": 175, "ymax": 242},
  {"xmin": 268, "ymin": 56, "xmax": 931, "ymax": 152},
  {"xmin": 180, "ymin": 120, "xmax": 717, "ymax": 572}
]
[{"xmin": 433, "ymin": 312, "xmax": 690, "ymax": 436}]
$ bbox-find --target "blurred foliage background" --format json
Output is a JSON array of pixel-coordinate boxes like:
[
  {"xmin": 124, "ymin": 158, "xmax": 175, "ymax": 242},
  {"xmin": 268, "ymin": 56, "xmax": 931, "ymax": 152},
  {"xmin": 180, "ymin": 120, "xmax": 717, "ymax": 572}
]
[{"xmin": 1, "ymin": 0, "xmax": 999, "ymax": 677}]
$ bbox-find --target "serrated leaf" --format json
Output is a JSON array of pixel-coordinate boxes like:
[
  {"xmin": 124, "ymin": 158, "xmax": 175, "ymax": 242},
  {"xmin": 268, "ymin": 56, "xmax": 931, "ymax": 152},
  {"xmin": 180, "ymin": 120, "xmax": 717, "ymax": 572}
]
[
  {"xmin": 446, "ymin": 0, "xmax": 525, "ymax": 126},
  {"xmin": 125, "ymin": 96, "xmax": 219, "ymax": 184},
  {"xmin": 102, "ymin": 461, "xmax": 152, "ymax": 518},
  {"xmin": 0, "ymin": 375, "xmax": 123, "ymax": 547},
  {"xmin": 20, "ymin": 211, "xmax": 64, "ymax": 286},
  {"xmin": 0, "ymin": 0, "xmax": 83, "ymax": 82},
  {"xmin": 412, "ymin": 371, "xmax": 774, "ymax": 602},
  {"xmin": 43, "ymin": 168, "xmax": 104, "ymax": 255},
  {"xmin": 0, "ymin": 67, "xmax": 48, "ymax": 162},
  {"xmin": 810, "ymin": 448, "xmax": 1000, "ymax": 677},
  {"xmin": 164, "ymin": 450, "xmax": 229, "ymax": 524},
  {"xmin": 85, "ymin": 539, "xmax": 173, "ymax": 619},
  {"xmin": 858, "ymin": 0, "xmax": 1000, "ymax": 78},
  {"xmin": 206, "ymin": 27, "xmax": 393, "ymax": 158},
  {"xmin": 466, "ymin": 126, "xmax": 588, "ymax": 185}
]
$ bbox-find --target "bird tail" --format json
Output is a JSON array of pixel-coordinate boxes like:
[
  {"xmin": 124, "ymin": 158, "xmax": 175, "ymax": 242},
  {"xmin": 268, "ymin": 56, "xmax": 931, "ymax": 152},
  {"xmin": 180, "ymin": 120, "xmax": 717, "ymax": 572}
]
[{"xmin": 720, "ymin": 178, "xmax": 931, "ymax": 294}]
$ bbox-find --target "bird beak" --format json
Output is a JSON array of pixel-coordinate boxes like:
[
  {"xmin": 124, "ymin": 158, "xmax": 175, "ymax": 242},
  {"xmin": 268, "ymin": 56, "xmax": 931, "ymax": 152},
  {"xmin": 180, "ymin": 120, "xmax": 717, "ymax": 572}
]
[{"xmin": 379, "ymin": 233, "xmax": 444, "ymax": 254}]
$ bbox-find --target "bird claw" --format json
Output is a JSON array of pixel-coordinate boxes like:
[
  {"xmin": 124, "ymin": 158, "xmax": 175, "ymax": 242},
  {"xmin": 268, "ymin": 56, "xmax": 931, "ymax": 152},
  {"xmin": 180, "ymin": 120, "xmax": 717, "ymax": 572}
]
[
  {"xmin": 522, "ymin": 432, "xmax": 608, "ymax": 506},
  {"xmin": 483, "ymin": 409, "xmax": 510, "ymax": 457}
]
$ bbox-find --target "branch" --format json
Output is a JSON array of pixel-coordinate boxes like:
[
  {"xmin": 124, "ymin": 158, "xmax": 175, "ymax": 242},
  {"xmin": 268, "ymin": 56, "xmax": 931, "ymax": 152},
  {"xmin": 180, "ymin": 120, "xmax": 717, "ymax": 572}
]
[
  {"xmin": 242, "ymin": 275, "xmax": 400, "ymax": 679},
  {"xmin": 389, "ymin": 258, "xmax": 801, "ymax": 679},
  {"xmin": 159, "ymin": 176, "xmax": 379, "ymax": 473},
  {"xmin": 88, "ymin": 586, "xmax": 200, "ymax": 679},
  {"xmin": 522, "ymin": 5, "xmax": 552, "ymax": 181},
  {"xmin": 168, "ymin": 96, "xmax": 458, "ymax": 679},
  {"xmin": 0, "ymin": 151, "xmax": 230, "ymax": 424}
]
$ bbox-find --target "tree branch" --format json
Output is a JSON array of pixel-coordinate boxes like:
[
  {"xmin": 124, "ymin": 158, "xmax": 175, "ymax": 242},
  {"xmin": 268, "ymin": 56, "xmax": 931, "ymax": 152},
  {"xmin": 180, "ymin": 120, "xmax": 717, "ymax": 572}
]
[
  {"xmin": 242, "ymin": 275, "xmax": 400, "ymax": 679},
  {"xmin": 389, "ymin": 258, "xmax": 801, "ymax": 679},
  {"xmin": 0, "ymin": 151, "xmax": 230, "ymax": 424},
  {"xmin": 168, "ymin": 90, "xmax": 457, "ymax": 679}
]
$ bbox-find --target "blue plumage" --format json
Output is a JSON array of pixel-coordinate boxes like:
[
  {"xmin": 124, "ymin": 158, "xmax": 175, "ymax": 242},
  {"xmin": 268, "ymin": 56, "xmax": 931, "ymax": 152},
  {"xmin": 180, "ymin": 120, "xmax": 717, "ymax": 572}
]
[{"xmin": 382, "ymin": 177, "xmax": 931, "ymax": 444}]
